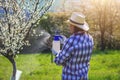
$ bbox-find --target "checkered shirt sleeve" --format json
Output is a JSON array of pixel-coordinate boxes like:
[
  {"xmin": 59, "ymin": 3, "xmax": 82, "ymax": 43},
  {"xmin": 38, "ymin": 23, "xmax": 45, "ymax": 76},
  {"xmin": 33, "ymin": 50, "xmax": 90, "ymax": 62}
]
[
  {"xmin": 54, "ymin": 35, "xmax": 75, "ymax": 65},
  {"xmin": 54, "ymin": 33, "xmax": 94, "ymax": 80}
]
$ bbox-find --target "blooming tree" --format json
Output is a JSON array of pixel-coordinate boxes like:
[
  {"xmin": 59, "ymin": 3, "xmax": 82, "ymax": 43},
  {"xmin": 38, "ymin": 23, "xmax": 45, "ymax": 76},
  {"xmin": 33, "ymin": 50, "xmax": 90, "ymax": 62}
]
[{"xmin": 0, "ymin": 0, "xmax": 54, "ymax": 80}]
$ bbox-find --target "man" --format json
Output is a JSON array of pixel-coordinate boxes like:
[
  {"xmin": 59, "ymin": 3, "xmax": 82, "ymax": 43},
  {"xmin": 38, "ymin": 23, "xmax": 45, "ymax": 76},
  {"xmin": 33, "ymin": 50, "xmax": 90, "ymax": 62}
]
[{"xmin": 52, "ymin": 12, "xmax": 94, "ymax": 80}]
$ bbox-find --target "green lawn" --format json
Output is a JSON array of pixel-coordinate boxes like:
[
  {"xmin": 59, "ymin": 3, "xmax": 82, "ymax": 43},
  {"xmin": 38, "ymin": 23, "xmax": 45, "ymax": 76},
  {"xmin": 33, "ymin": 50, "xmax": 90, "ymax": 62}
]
[{"xmin": 0, "ymin": 50, "xmax": 120, "ymax": 80}]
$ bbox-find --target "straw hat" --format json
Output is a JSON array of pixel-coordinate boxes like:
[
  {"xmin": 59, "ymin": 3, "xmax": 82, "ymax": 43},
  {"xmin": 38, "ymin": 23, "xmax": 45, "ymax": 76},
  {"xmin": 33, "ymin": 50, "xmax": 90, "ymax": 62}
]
[{"xmin": 68, "ymin": 12, "xmax": 89, "ymax": 31}]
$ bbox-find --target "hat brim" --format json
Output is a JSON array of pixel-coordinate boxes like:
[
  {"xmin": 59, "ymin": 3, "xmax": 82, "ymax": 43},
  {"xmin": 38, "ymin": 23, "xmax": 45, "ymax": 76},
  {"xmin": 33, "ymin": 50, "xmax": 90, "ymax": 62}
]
[{"xmin": 67, "ymin": 20, "xmax": 89, "ymax": 31}]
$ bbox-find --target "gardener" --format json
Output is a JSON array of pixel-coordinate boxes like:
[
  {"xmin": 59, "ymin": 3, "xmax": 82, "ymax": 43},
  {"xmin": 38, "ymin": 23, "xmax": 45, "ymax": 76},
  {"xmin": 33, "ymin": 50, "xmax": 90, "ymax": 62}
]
[{"xmin": 51, "ymin": 12, "xmax": 94, "ymax": 80}]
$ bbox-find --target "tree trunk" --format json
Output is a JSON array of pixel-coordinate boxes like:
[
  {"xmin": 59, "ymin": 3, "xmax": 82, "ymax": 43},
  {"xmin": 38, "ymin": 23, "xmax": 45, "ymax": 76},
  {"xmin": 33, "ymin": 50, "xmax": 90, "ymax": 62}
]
[
  {"xmin": 5, "ymin": 55, "xmax": 16, "ymax": 80},
  {"xmin": 100, "ymin": 33, "xmax": 105, "ymax": 51}
]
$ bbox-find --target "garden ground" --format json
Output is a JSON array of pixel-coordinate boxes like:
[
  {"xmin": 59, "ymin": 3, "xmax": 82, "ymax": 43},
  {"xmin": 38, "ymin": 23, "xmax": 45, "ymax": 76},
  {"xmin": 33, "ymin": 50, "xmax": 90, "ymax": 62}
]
[{"xmin": 0, "ymin": 50, "xmax": 120, "ymax": 80}]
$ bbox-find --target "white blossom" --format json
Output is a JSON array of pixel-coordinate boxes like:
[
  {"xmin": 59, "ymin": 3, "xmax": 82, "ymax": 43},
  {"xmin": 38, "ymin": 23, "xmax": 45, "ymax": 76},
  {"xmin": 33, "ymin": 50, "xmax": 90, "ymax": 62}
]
[{"xmin": 0, "ymin": 0, "xmax": 54, "ymax": 56}]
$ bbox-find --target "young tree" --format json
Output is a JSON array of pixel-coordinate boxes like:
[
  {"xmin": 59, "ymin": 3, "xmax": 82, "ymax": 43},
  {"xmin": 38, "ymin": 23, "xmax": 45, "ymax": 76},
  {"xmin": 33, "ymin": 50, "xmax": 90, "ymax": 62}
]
[{"xmin": 0, "ymin": 0, "xmax": 54, "ymax": 80}]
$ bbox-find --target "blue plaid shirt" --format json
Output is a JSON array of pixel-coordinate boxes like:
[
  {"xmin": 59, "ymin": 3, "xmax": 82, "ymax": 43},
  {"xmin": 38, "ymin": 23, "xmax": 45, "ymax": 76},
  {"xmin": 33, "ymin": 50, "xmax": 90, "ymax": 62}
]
[{"xmin": 54, "ymin": 32, "xmax": 94, "ymax": 80}]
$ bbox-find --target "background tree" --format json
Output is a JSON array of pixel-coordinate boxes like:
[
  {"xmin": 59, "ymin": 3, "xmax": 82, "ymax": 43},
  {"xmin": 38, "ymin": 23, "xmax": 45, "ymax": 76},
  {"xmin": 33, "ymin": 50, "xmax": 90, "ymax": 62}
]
[
  {"xmin": 0, "ymin": 0, "xmax": 54, "ymax": 80},
  {"xmin": 38, "ymin": 12, "xmax": 70, "ymax": 37},
  {"xmin": 77, "ymin": 0, "xmax": 120, "ymax": 50},
  {"xmin": 87, "ymin": 0, "xmax": 120, "ymax": 50}
]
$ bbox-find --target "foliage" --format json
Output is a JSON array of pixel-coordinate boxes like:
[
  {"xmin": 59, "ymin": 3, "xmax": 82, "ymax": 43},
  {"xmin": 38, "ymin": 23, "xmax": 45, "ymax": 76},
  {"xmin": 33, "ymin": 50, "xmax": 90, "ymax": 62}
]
[
  {"xmin": 0, "ymin": 50, "xmax": 120, "ymax": 80},
  {"xmin": 36, "ymin": 12, "xmax": 70, "ymax": 37}
]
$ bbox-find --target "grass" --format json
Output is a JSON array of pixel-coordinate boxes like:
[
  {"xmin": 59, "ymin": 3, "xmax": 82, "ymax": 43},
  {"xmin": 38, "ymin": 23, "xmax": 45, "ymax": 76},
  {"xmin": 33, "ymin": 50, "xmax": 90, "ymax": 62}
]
[
  {"xmin": 89, "ymin": 50, "xmax": 120, "ymax": 80},
  {"xmin": 0, "ymin": 50, "xmax": 120, "ymax": 80}
]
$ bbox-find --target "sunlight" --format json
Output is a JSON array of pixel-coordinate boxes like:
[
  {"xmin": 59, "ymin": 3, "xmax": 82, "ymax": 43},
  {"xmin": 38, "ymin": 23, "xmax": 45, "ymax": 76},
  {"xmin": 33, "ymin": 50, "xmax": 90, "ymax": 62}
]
[
  {"xmin": 90, "ymin": 0, "xmax": 118, "ymax": 9},
  {"xmin": 92, "ymin": 0, "xmax": 113, "ymax": 5}
]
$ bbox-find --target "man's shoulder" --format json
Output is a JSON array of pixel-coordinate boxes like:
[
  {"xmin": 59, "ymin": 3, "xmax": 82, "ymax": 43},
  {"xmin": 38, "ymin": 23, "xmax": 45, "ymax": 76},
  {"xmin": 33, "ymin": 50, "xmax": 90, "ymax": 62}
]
[{"xmin": 65, "ymin": 35, "xmax": 75, "ymax": 44}]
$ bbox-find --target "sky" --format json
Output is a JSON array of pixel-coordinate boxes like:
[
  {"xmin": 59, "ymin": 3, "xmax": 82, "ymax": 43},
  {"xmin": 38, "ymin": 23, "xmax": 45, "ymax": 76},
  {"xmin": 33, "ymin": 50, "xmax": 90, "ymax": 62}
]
[
  {"xmin": 49, "ymin": 0, "xmax": 81, "ymax": 11},
  {"xmin": 49, "ymin": 0, "xmax": 63, "ymax": 11}
]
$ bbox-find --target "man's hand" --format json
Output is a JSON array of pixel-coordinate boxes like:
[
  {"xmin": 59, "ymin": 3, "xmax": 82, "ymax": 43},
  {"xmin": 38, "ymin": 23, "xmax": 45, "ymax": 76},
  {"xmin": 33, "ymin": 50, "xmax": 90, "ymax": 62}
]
[{"xmin": 59, "ymin": 35, "xmax": 67, "ymax": 44}]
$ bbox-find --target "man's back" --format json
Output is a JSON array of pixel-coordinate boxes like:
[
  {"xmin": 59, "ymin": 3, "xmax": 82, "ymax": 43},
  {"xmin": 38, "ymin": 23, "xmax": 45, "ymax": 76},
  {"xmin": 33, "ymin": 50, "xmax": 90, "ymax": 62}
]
[{"xmin": 54, "ymin": 32, "xmax": 94, "ymax": 80}]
